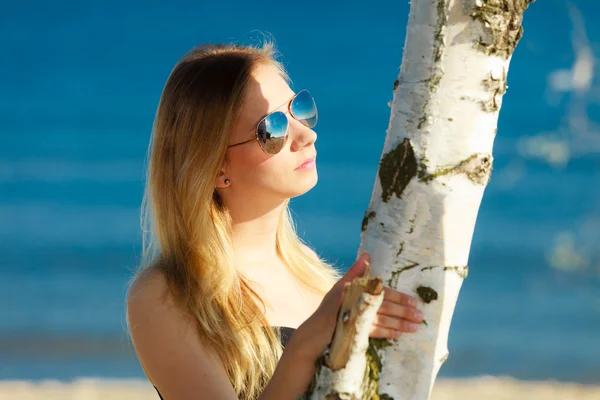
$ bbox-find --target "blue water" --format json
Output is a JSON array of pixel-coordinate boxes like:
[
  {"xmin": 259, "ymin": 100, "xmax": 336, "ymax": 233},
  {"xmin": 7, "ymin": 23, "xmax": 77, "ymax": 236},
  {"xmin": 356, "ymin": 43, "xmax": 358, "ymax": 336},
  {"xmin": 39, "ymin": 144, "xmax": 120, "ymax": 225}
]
[{"xmin": 1, "ymin": 0, "xmax": 600, "ymax": 384}]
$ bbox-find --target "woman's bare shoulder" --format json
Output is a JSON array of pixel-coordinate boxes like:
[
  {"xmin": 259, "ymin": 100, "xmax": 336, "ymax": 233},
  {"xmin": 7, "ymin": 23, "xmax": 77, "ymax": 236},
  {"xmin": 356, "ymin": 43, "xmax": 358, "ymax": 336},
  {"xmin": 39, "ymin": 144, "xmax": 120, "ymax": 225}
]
[
  {"xmin": 126, "ymin": 266, "xmax": 239, "ymax": 399},
  {"xmin": 127, "ymin": 266, "xmax": 170, "ymax": 310}
]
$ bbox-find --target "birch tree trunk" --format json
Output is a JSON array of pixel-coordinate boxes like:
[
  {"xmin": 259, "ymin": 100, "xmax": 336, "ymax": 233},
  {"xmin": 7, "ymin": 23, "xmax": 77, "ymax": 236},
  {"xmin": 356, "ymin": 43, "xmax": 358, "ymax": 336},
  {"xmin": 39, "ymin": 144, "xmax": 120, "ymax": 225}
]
[{"xmin": 305, "ymin": 0, "xmax": 535, "ymax": 399}]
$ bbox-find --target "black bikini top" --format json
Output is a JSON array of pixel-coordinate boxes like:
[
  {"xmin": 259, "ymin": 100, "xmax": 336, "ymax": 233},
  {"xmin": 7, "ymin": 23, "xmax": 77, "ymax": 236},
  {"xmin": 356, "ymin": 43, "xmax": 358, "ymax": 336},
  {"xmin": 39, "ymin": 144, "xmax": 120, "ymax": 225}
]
[
  {"xmin": 277, "ymin": 326, "xmax": 296, "ymax": 348},
  {"xmin": 155, "ymin": 326, "xmax": 296, "ymax": 400}
]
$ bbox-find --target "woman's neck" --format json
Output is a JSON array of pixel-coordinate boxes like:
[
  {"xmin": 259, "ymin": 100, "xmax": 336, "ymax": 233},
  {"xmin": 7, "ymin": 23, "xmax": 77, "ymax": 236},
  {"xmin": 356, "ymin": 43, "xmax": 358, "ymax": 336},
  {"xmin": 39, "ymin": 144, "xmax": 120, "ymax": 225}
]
[{"xmin": 230, "ymin": 202, "xmax": 284, "ymax": 270}]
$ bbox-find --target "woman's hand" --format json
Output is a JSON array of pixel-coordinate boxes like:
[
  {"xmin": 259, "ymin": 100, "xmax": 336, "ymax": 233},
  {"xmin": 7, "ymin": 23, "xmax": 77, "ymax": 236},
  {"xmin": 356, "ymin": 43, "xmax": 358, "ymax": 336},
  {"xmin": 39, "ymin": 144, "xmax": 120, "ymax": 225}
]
[
  {"xmin": 266, "ymin": 252, "xmax": 422, "ymax": 399},
  {"xmin": 288, "ymin": 252, "xmax": 371, "ymax": 363},
  {"xmin": 290, "ymin": 252, "xmax": 422, "ymax": 362},
  {"xmin": 356, "ymin": 252, "xmax": 424, "ymax": 339},
  {"xmin": 268, "ymin": 253, "xmax": 374, "ymax": 399}
]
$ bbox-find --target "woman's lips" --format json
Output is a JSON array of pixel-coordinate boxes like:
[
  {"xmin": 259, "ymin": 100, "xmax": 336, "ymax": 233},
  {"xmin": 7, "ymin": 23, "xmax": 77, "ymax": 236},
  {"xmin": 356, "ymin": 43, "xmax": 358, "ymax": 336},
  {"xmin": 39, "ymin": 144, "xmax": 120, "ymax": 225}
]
[{"xmin": 295, "ymin": 157, "xmax": 316, "ymax": 170}]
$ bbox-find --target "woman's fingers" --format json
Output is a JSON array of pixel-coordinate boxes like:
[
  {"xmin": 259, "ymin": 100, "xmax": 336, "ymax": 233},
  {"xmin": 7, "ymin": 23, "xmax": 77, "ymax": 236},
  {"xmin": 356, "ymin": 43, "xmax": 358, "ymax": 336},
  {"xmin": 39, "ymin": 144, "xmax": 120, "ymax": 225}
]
[
  {"xmin": 369, "ymin": 324, "xmax": 402, "ymax": 340},
  {"xmin": 373, "ymin": 313, "xmax": 421, "ymax": 333},
  {"xmin": 377, "ymin": 300, "xmax": 423, "ymax": 323},
  {"xmin": 343, "ymin": 260, "xmax": 426, "ymax": 339},
  {"xmin": 383, "ymin": 287, "xmax": 418, "ymax": 307}
]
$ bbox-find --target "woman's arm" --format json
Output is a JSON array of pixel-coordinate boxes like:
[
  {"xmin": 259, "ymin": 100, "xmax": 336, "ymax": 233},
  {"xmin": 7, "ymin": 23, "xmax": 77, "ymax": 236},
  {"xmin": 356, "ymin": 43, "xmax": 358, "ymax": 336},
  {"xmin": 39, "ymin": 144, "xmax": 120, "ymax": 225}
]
[
  {"xmin": 258, "ymin": 331, "xmax": 319, "ymax": 400},
  {"xmin": 127, "ymin": 269, "xmax": 326, "ymax": 400}
]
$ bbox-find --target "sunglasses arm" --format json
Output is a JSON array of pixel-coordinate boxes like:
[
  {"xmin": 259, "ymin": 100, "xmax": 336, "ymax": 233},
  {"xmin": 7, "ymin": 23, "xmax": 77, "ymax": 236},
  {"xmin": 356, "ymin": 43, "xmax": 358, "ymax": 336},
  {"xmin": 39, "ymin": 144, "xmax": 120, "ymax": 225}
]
[{"xmin": 227, "ymin": 138, "xmax": 257, "ymax": 148}]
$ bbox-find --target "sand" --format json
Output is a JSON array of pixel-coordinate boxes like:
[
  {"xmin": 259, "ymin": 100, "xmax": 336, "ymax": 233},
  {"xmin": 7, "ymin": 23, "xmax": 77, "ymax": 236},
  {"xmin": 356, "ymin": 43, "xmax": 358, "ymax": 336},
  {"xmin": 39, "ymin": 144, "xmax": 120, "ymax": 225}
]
[
  {"xmin": 0, "ymin": 376, "xmax": 599, "ymax": 399},
  {"xmin": 0, "ymin": 377, "xmax": 600, "ymax": 400}
]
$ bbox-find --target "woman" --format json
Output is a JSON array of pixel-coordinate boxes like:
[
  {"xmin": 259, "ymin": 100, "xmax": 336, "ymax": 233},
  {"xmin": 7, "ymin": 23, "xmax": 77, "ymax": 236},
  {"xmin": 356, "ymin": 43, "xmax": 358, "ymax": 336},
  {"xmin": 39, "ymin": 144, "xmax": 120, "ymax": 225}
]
[{"xmin": 126, "ymin": 40, "xmax": 424, "ymax": 400}]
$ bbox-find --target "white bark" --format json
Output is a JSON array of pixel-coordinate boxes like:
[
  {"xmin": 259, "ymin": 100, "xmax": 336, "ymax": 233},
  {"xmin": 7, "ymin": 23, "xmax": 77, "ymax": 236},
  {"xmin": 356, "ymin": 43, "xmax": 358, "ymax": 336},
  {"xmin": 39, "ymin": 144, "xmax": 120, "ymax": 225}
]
[
  {"xmin": 362, "ymin": 1, "xmax": 533, "ymax": 399},
  {"xmin": 305, "ymin": 0, "xmax": 534, "ymax": 399}
]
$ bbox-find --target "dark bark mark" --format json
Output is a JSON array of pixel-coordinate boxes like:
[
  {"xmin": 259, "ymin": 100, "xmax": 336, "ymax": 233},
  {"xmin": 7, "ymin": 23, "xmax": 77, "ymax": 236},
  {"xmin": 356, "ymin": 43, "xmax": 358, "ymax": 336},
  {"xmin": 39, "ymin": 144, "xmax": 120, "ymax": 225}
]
[
  {"xmin": 417, "ymin": 286, "xmax": 438, "ymax": 304},
  {"xmin": 396, "ymin": 241, "xmax": 405, "ymax": 257},
  {"xmin": 387, "ymin": 262, "xmax": 419, "ymax": 289},
  {"xmin": 379, "ymin": 139, "xmax": 418, "ymax": 202},
  {"xmin": 420, "ymin": 265, "xmax": 469, "ymax": 279},
  {"xmin": 362, "ymin": 210, "xmax": 376, "ymax": 232},
  {"xmin": 444, "ymin": 265, "xmax": 469, "ymax": 279},
  {"xmin": 419, "ymin": 0, "xmax": 451, "ymax": 130},
  {"xmin": 419, "ymin": 154, "xmax": 493, "ymax": 186}
]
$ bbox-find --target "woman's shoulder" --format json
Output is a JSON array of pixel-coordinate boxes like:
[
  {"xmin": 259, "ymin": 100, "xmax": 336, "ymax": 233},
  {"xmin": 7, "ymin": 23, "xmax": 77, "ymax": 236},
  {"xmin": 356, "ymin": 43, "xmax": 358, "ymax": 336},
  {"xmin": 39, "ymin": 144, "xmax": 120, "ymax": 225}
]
[
  {"xmin": 126, "ymin": 264, "xmax": 238, "ymax": 398},
  {"xmin": 127, "ymin": 264, "xmax": 171, "ymax": 311},
  {"xmin": 126, "ymin": 262, "xmax": 191, "ymax": 340}
]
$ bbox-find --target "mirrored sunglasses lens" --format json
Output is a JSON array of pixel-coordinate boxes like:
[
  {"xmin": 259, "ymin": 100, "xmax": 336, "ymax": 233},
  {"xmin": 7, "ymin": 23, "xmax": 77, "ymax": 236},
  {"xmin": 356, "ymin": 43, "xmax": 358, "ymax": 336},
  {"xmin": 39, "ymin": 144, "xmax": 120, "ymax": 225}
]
[
  {"xmin": 257, "ymin": 111, "xmax": 288, "ymax": 154},
  {"xmin": 291, "ymin": 90, "xmax": 318, "ymax": 128}
]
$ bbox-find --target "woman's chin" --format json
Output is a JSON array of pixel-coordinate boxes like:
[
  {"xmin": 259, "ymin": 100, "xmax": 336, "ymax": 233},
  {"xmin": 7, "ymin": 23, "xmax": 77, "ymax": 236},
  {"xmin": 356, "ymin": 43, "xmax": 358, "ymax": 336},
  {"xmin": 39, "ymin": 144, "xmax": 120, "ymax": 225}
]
[{"xmin": 288, "ymin": 171, "xmax": 318, "ymax": 198}]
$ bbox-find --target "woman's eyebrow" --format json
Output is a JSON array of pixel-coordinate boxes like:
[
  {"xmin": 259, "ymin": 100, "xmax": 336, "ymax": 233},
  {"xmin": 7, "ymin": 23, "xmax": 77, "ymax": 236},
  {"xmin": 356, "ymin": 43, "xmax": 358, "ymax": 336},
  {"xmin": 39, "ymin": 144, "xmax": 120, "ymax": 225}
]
[
  {"xmin": 272, "ymin": 92, "xmax": 296, "ymax": 112},
  {"xmin": 248, "ymin": 92, "xmax": 296, "ymax": 131},
  {"xmin": 264, "ymin": 92, "xmax": 295, "ymax": 116}
]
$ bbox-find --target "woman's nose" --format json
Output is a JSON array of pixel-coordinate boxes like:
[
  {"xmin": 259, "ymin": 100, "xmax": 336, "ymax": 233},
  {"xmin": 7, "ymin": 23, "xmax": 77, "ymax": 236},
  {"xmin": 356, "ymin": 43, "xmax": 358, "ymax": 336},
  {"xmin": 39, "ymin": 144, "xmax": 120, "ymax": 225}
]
[{"xmin": 288, "ymin": 119, "xmax": 317, "ymax": 152}]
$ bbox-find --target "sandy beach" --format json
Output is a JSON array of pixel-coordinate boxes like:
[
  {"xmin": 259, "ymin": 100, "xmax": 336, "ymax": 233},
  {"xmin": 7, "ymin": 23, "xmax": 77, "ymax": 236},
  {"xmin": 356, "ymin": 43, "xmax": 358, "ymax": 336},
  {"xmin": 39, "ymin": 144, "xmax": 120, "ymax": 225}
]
[{"xmin": 0, "ymin": 376, "xmax": 598, "ymax": 400}]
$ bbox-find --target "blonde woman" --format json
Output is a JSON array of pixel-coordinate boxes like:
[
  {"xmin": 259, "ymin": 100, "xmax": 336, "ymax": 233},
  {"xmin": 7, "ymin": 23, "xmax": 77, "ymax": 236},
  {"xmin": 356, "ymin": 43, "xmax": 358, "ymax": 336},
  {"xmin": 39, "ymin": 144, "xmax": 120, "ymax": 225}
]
[{"xmin": 126, "ymin": 41, "xmax": 424, "ymax": 400}]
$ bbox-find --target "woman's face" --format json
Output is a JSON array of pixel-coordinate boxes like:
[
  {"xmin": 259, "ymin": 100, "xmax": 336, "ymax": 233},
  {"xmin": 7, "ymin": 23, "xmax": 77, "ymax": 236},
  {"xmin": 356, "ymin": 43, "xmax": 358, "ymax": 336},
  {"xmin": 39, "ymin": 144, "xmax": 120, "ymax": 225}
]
[{"xmin": 220, "ymin": 64, "xmax": 318, "ymax": 202}]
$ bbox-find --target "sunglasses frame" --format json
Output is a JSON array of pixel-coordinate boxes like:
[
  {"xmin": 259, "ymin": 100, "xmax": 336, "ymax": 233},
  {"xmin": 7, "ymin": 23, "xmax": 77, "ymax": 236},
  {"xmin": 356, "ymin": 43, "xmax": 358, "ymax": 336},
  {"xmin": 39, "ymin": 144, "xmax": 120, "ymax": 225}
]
[{"xmin": 226, "ymin": 89, "xmax": 316, "ymax": 155}]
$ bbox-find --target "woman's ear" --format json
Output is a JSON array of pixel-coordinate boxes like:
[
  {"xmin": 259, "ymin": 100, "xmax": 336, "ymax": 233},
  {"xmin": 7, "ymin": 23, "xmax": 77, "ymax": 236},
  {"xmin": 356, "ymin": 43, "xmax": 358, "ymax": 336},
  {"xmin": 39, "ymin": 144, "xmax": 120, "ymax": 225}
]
[{"xmin": 214, "ymin": 168, "xmax": 230, "ymax": 189}]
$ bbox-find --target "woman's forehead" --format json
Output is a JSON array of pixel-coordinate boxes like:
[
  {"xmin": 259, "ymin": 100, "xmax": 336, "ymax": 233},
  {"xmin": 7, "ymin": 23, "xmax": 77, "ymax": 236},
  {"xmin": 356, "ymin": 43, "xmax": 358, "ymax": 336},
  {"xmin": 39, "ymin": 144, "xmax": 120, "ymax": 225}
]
[{"xmin": 242, "ymin": 66, "xmax": 295, "ymax": 124}]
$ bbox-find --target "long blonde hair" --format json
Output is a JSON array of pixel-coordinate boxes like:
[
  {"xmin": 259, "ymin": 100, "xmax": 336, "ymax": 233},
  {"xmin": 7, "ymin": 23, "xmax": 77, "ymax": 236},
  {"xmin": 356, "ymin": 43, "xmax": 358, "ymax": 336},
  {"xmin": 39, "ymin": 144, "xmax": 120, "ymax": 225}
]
[{"xmin": 135, "ymin": 40, "xmax": 341, "ymax": 399}]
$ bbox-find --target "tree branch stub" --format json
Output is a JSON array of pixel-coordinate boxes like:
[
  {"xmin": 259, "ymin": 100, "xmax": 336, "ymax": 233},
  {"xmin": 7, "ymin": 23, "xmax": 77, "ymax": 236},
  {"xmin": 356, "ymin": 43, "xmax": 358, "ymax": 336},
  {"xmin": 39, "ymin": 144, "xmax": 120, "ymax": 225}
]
[{"xmin": 327, "ymin": 276, "xmax": 384, "ymax": 371}]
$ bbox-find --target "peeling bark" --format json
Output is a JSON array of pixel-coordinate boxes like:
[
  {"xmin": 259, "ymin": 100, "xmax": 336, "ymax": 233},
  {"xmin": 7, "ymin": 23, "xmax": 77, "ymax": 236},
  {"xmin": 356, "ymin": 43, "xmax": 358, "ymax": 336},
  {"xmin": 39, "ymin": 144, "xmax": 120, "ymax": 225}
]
[
  {"xmin": 472, "ymin": 0, "xmax": 535, "ymax": 59},
  {"xmin": 482, "ymin": 68, "xmax": 508, "ymax": 112}
]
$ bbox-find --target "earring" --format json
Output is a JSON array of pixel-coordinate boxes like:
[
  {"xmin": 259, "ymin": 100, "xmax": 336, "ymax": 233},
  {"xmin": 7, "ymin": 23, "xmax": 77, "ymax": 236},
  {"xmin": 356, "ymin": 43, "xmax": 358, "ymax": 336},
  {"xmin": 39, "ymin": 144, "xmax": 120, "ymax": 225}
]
[{"xmin": 224, "ymin": 178, "xmax": 230, "ymax": 185}]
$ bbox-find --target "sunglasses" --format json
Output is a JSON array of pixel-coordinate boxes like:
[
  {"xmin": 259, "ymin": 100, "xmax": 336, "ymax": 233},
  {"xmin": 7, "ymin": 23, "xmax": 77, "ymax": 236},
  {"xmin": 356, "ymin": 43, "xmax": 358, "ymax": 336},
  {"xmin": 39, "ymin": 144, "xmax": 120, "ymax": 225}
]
[{"xmin": 227, "ymin": 89, "xmax": 318, "ymax": 155}]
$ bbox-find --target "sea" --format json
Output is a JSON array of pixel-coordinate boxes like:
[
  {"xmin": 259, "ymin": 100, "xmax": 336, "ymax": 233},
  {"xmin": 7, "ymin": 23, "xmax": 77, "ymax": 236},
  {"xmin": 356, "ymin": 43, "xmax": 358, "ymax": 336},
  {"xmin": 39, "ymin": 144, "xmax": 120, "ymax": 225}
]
[{"xmin": 1, "ymin": 0, "xmax": 599, "ymax": 384}]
